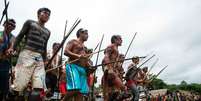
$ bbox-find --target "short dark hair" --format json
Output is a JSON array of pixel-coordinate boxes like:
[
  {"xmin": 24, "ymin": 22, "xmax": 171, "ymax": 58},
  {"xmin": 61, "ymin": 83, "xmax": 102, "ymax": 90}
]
[
  {"xmin": 53, "ymin": 42, "xmax": 60, "ymax": 49},
  {"xmin": 111, "ymin": 35, "xmax": 121, "ymax": 43},
  {"xmin": 142, "ymin": 67, "xmax": 148, "ymax": 71},
  {"xmin": 76, "ymin": 28, "xmax": 88, "ymax": 38},
  {"xmin": 37, "ymin": 7, "xmax": 51, "ymax": 16},
  {"xmin": 132, "ymin": 56, "xmax": 139, "ymax": 62},
  {"xmin": 3, "ymin": 19, "xmax": 16, "ymax": 26}
]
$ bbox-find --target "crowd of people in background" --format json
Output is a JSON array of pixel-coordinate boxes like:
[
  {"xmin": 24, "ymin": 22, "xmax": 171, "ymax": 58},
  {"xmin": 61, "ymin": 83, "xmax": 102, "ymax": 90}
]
[{"xmin": 145, "ymin": 91, "xmax": 201, "ymax": 101}]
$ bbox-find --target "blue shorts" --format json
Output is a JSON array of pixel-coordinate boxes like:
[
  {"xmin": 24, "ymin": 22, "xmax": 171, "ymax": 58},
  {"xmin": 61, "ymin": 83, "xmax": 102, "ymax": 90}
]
[{"xmin": 66, "ymin": 64, "xmax": 89, "ymax": 94}]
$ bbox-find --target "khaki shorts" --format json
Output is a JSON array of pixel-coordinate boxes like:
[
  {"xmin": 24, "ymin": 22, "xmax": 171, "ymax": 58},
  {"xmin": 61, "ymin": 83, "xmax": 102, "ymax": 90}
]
[{"xmin": 13, "ymin": 49, "xmax": 46, "ymax": 91}]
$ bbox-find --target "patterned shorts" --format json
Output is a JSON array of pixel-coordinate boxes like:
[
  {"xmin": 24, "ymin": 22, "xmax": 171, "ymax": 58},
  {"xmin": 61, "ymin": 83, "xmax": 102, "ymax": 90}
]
[{"xmin": 13, "ymin": 49, "xmax": 46, "ymax": 91}]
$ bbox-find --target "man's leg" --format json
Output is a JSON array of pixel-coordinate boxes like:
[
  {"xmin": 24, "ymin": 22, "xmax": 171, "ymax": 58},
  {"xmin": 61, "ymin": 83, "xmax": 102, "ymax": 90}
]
[
  {"xmin": 112, "ymin": 73, "xmax": 125, "ymax": 91},
  {"xmin": 0, "ymin": 71, "xmax": 9, "ymax": 101},
  {"xmin": 28, "ymin": 88, "xmax": 44, "ymax": 101},
  {"xmin": 130, "ymin": 84, "xmax": 139, "ymax": 101},
  {"xmin": 13, "ymin": 49, "xmax": 35, "ymax": 92},
  {"xmin": 45, "ymin": 73, "xmax": 57, "ymax": 97},
  {"xmin": 31, "ymin": 64, "xmax": 46, "ymax": 100},
  {"xmin": 0, "ymin": 60, "xmax": 11, "ymax": 101},
  {"xmin": 62, "ymin": 90, "xmax": 81, "ymax": 101}
]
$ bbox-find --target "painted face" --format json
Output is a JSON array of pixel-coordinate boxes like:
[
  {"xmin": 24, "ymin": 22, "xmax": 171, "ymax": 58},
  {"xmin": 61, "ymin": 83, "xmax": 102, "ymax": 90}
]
[
  {"xmin": 38, "ymin": 11, "xmax": 50, "ymax": 23},
  {"xmin": 119, "ymin": 55, "xmax": 125, "ymax": 61},
  {"xmin": 53, "ymin": 44, "xmax": 60, "ymax": 50},
  {"xmin": 132, "ymin": 58, "xmax": 139, "ymax": 64},
  {"xmin": 143, "ymin": 68, "xmax": 148, "ymax": 73},
  {"xmin": 5, "ymin": 22, "xmax": 16, "ymax": 32},
  {"xmin": 117, "ymin": 37, "xmax": 122, "ymax": 46},
  {"xmin": 80, "ymin": 30, "xmax": 88, "ymax": 41}
]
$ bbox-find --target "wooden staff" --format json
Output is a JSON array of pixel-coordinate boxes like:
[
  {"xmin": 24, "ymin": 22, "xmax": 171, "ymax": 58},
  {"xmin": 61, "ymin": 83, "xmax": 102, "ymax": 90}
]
[
  {"xmin": 45, "ymin": 18, "xmax": 81, "ymax": 69},
  {"xmin": 0, "ymin": 0, "xmax": 9, "ymax": 25},
  {"xmin": 56, "ymin": 20, "xmax": 68, "ymax": 100},
  {"xmin": 94, "ymin": 42, "xmax": 100, "ymax": 52},
  {"xmin": 46, "ymin": 48, "xmax": 105, "ymax": 73},
  {"xmin": 147, "ymin": 58, "xmax": 159, "ymax": 75},
  {"xmin": 142, "ymin": 58, "xmax": 159, "ymax": 83},
  {"xmin": 59, "ymin": 20, "xmax": 67, "ymax": 65},
  {"xmin": 124, "ymin": 32, "xmax": 137, "ymax": 58},
  {"xmin": 91, "ymin": 34, "xmax": 104, "ymax": 101},
  {"xmin": 137, "ymin": 54, "xmax": 156, "ymax": 69},
  {"xmin": 92, "ymin": 56, "xmax": 147, "ymax": 68},
  {"xmin": 88, "ymin": 42, "xmax": 100, "ymax": 59},
  {"xmin": 149, "ymin": 65, "xmax": 168, "ymax": 81},
  {"xmin": 113, "ymin": 32, "xmax": 137, "ymax": 68}
]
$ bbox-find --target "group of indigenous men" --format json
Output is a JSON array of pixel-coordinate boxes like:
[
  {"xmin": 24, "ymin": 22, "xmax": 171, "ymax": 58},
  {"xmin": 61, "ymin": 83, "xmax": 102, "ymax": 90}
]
[{"xmin": 0, "ymin": 7, "xmax": 152, "ymax": 101}]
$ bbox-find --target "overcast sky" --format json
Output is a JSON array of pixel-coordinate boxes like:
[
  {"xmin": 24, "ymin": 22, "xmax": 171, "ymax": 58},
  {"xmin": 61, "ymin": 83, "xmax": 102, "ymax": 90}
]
[{"xmin": 0, "ymin": 0, "xmax": 201, "ymax": 85}]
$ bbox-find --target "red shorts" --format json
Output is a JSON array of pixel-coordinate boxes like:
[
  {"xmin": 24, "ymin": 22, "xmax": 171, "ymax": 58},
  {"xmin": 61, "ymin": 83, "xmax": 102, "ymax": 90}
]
[
  {"xmin": 59, "ymin": 81, "xmax": 67, "ymax": 94},
  {"xmin": 87, "ymin": 74, "xmax": 94, "ymax": 87},
  {"xmin": 126, "ymin": 80, "xmax": 137, "ymax": 87}
]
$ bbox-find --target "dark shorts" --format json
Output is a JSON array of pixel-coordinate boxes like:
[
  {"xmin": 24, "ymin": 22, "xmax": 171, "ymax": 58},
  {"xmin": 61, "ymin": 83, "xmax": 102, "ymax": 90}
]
[
  {"xmin": 0, "ymin": 60, "xmax": 11, "ymax": 94},
  {"xmin": 46, "ymin": 73, "xmax": 57, "ymax": 93}
]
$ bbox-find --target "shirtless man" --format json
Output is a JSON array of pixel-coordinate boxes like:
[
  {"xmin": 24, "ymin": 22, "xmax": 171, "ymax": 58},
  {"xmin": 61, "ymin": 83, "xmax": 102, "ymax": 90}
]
[
  {"xmin": 125, "ymin": 56, "xmax": 145, "ymax": 101},
  {"xmin": 139, "ymin": 67, "xmax": 150, "ymax": 95},
  {"xmin": 102, "ymin": 35, "xmax": 127, "ymax": 101},
  {"xmin": 116, "ymin": 54, "xmax": 125, "ymax": 81},
  {"xmin": 64, "ymin": 28, "xmax": 91, "ymax": 101},
  {"xmin": 46, "ymin": 43, "xmax": 61, "ymax": 98}
]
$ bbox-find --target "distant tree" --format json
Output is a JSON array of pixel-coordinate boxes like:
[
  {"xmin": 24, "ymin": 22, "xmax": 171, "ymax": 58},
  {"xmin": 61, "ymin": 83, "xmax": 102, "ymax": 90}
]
[
  {"xmin": 148, "ymin": 78, "xmax": 167, "ymax": 90},
  {"xmin": 179, "ymin": 80, "xmax": 188, "ymax": 90},
  {"xmin": 180, "ymin": 80, "xmax": 188, "ymax": 85},
  {"xmin": 167, "ymin": 84, "xmax": 178, "ymax": 92},
  {"xmin": 187, "ymin": 83, "xmax": 201, "ymax": 94}
]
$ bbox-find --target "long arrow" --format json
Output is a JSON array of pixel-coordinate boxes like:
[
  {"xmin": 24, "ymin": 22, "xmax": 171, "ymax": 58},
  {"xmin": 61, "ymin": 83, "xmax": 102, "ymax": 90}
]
[
  {"xmin": 126, "ymin": 55, "xmax": 156, "ymax": 82},
  {"xmin": 88, "ymin": 42, "xmax": 100, "ymax": 59},
  {"xmin": 149, "ymin": 65, "xmax": 168, "ymax": 81},
  {"xmin": 143, "ymin": 58, "xmax": 159, "ymax": 82},
  {"xmin": 0, "ymin": 0, "xmax": 9, "ymax": 25},
  {"xmin": 92, "ymin": 56, "xmax": 146, "ymax": 68},
  {"xmin": 46, "ymin": 48, "xmax": 105, "ymax": 73},
  {"xmin": 93, "ymin": 42, "xmax": 100, "ymax": 52},
  {"xmin": 46, "ymin": 18, "xmax": 81, "ymax": 68},
  {"xmin": 124, "ymin": 32, "xmax": 137, "ymax": 58},
  {"xmin": 113, "ymin": 32, "xmax": 137, "ymax": 68},
  {"xmin": 147, "ymin": 58, "xmax": 159, "ymax": 75},
  {"xmin": 57, "ymin": 20, "xmax": 67, "ymax": 100},
  {"xmin": 59, "ymin": 20, "xmax": 67, "ymax": 65},
  {"xmin": 137, "ymin": 54, "xmax": 156, "ymax": 69},
  {"xmin": 4, "ymin": 0, "xmax": 8, "ymax": 20},
  {"xmin": 91, "ymin": 34, "xmax": 104, "ymax": 101},
  {"xmin": 155, "ymin": 65, "xmax": 168, "ymax": 78}
]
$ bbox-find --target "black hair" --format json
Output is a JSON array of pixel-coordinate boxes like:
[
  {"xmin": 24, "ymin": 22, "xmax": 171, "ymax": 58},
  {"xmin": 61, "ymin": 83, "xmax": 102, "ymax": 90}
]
[
  {"xmin": 76, "ymin": 28, "xmax": 88, "ymax": 38},
  {"xmin": 53, "ymin": 42, "xmax": 60, "ymax": 49},
  {"xmin": 132, "ymin": 56, "xmax": 139, "ymax": 62},
  {"xmin": 111, "ymin": 35, "xmax": 121, "ymax": 43},
  {"xmin": 76, "ymin": 28, "xmax": 83, "ymax": 38},
  {"xmin": 37, "ymin": 7, "xmax": 51, "ymax": 16},
  {"xmin": 3, "ymin": 19, "xmax": 16, "ymax": 26}
]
